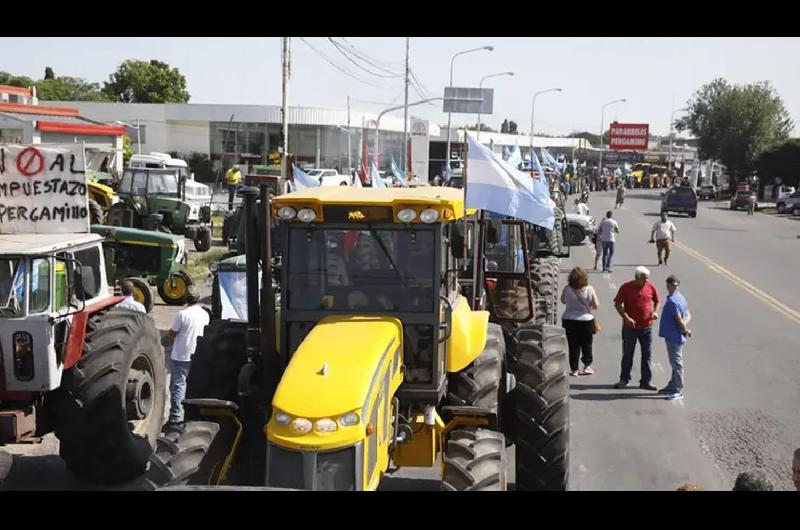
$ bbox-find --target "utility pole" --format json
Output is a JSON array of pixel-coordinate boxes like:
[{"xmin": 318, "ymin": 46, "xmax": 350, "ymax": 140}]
[
  {"xmin": 402, "ymin": 37, "xmax": 410, "ymax": 173},
  {"xmin": 347, "ymin": 96, "xmax": 352, "ymax": 174},
  {"xmin": 135, "ymin": 119, "xmax": 141, "ymax": 154},
  {"xmin": 281, "ymin": 37, "xmax": 291, "ymax": 187}
]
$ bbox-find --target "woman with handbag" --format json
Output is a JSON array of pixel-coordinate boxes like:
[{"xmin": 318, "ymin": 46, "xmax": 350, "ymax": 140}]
[{"xmin": 561, "ymin": 267, "xmax": 600, "ymax": 376}]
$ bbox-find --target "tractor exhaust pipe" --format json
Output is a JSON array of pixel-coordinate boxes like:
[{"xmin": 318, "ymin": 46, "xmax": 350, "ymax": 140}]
[{"xmin": 241, "ymin": 186, "xmax": 261, "ymax": 360}]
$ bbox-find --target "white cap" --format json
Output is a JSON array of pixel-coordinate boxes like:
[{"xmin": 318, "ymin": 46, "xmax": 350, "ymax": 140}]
[{"xmin": 635, "ymin": 266, "xmax": 651, "ymax": 278}]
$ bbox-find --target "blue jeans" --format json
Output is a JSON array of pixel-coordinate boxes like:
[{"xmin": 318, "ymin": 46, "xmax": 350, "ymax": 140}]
[
  {"xmin": 664, "ymin": 341, "xmax": 685, "ymax": 394},
  {"xmin": 620, "ymin": 327, "xmax": 653, "ymax": 385},
  {"xmin": 227, "ymin": 185, "xmax": 239, "ymax": 210},
  {"xmin": 169, "ymin": 359, "xmax": 192, "ymax": 423},
  {"xmin": 602, "ymin": 241, "xmax": 615, "ymax": 270}
]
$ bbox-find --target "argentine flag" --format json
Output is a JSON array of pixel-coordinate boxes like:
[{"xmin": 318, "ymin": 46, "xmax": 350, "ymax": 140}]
[
  {"xmin": 465, "ymin": 133, "xmax": 554, "ymax": 229},
  {"xmin": 292, "ymin": 164, "xmax": 320, "ymax": 189},
  {"xmin": 506, "ymin": 144, "xmax": 522, "ymax": 170},
  {"xmin": 390, "ymin": 157, "xmax": 408, "ymax": 187},
  {"xmin": 370, "ymin": 161, "xmax": 386, "ymax": 188}
]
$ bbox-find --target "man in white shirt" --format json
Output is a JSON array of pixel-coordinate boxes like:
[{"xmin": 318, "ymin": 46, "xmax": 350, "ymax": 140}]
[
  {"xmin": 650, "ymin": 213, "xmax": 677, "ymax": 266},
  {"xmin": 574, "ymin": 198, "xmax": 590, "ymax": 217},
  {"xmin": 115, "ymin": 280, "xmax": 146, "ymax": 313},
  {"xmin": 165, "ymin": 285, "xmax": 210, "ymax": 424},
  {"xmin": 596, "ymin": 211, "xmax": 620, "ymax": 272}
]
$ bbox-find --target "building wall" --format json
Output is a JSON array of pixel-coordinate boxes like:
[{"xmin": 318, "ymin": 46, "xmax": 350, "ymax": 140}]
[{"xmin": 167, "ymin": 121, "xmax": 211, "ymax": 156}]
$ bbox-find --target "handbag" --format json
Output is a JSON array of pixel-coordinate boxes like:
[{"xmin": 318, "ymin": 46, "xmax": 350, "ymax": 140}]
[{"xmin": 573, "ymin": 287, "xmax": 600, "ymax": 334}]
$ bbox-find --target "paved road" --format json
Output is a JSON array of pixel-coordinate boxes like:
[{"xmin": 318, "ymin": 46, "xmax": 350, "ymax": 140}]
[
  {"xmin": 3, "ymin": 190, "xmax": 798, "ymax": 490},
  {"xmin": 567, "ymin": 189, "xmax": 800, "ymax": 491}
]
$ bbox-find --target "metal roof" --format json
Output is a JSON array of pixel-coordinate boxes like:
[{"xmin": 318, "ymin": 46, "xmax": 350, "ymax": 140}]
[
  {"xmin": 0, "ymin": 112, "xmax": 100, "ymax": 125},
  {"xmin": 0, "ymin": 233, "xmax": 102, "ymax": 255}
]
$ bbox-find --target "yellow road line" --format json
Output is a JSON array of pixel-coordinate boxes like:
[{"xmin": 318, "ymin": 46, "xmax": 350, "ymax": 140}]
[{"xmin": 633, "ymin": 215, "xmax": 800, "ymax": 325}]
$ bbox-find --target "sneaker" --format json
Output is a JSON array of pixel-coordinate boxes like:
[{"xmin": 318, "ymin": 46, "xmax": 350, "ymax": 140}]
[
  {"xmin": 640, "ymin": 383, "xmax": 658, "ymax": 391},
  {"xmin": 657, "ymin": 386, "xmax": 673, "ymax": 395},
  {"xmin": 569, "ymin": 370, "xmax": 580, "ymax": 377},
  {"xmin": 666, "ymin": 392, "xmax": 684, "ymax": 400},
  {"xmin": 613, "ymin": 380, "xmax": 630, "ymax": 389},
  {"xmin": 580, "ymin": 365, "xmax": 594, "ymax": 375}
]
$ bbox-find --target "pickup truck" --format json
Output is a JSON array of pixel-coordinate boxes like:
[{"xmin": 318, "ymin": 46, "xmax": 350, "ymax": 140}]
[
  {"xmin": 661, "ymin": 186, "xmax": 698, "ymax": 217},
  {"xmin": 306, "ymin": 168, "xmax": 350, "ymax": 186}
]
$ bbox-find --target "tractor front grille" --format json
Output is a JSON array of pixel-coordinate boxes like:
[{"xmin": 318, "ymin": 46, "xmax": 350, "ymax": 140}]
[{"xmin": 266, "ymin": 443, "xmax": 358, "ymax": 491}]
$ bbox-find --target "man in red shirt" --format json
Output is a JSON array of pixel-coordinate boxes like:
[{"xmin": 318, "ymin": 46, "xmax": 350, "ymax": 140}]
[{"xmin": 613, "ymin": 266, "xmax": 660, "ymax": 390}]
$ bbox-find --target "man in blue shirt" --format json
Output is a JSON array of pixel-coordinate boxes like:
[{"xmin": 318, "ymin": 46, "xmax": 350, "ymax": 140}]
[{"xmin": 658, "ymin": 275, "xmax": 692, "ymax": 400}]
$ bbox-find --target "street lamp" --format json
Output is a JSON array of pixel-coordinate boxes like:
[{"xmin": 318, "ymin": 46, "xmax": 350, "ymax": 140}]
[
  {"xmin": 445, "ymin": 46, "xmax": 493, "ymax": 176},
  {"xmin": 598, "ymin": 98, "xmax": 626, "ymax": 175},
  {"xmin": 376, "ymin": 97, "xmax": 444, "ymax": 183},
  {"xmin": 114, "ymin": 119, "xmax": 141, "ymax": 154},
  {"xmin": 529, "ymin": 87, "xmax": 562, "ymax": 153},
  {"xmin": 476, "ymin": 71, "xmax": 514, "ymax": 141},
  {"xmin": 668, "ymin": 107, "xmax": 689, "ymax": 174}
]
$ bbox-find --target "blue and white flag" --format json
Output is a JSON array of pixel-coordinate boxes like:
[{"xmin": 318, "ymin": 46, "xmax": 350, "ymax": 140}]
[
  {"xmin": 370, "ymin": 161, "xmax": 386, "ymax": 188},
  {"xmin": 292, "ymin": 164, "xmax": 320, "ymax": 189},
  {"xmin": 506, "ymin": 144, "xmax": 522, "ymax": 170},
  {"xmin": 465, "ymin": 133, "xmax": 554, "ymax": 229},
  {"xmin": 530, "ymin": 148, "xmax": 548, "ymax": 187},
  {"xmin": 390, "ymin": 157, "xmax": 407, "ymax": 186},
  {"xmin": 352, "ymin": 168, "xmax": 362, "ymax": 188}
]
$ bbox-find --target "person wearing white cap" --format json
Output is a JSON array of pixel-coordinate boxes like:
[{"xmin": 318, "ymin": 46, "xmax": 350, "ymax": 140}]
[{"xmin": 613, "ymin": 266, "xmax": 660, "ymax": 390}]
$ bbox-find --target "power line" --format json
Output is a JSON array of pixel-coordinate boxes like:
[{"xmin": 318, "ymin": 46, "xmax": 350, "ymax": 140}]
[
  {"xmin": 327, "ymin": 38, "xmax": 403, "ymax": 79},
  {"xmin": 339, "ymin": 37, "xmax": 406, "ymax": 70},
  {"xmin": 298, "ymin": 37, "xmax": 396, "ymax": 90}
]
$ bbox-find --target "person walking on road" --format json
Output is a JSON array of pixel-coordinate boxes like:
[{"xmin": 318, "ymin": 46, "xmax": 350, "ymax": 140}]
[
  {"xmin": 745, "ymin": 190, "xmax": 756, "ymax": 216},
  {"xmin": 225, "ymin": 166, "xmax": 243, "ymax": 211},
  {"xmin": 596, "ymin": 211, "xmax": 620, "ymax": 272},
  {"xmin": 658, "ymin": 275, "xmax": 691, "ymax": 400},
  {"xmin": 650, "ymin": 213, "xmax": 677, "ymax": 266},
  {"xmin": 575, "ymin": 198, "xmax": 590, "ymax": 216},
  {"xmin": 116, "ymin": 280, "xmax": 146, "ymax": 313},
  {"xmin": 165, "ymin": 286, "xmax": 209, "ymax": 425},
  {"xmin": 615, "ymin": 184, "xmax": 626, "ymax": 209},
  {"xmin": 613, "ymin": 266, "xmax": 660, "ymax": 390},
  {"xmin": 561, "ymin": 267, "xmax": 599, "ymax": 377}
]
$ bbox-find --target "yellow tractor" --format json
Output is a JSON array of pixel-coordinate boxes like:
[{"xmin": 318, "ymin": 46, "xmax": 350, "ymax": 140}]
[
  {"xmin": 87, "ymin": 180, "xmax": 118, "ymax": 223},
  {"xmin": 141, "ymin": 185, "xmax": 569, "ymax": 491}
]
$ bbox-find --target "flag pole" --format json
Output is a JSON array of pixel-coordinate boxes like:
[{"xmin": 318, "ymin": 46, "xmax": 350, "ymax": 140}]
[{"xmin": 462, "ymin": 128, "xmax": 469, "ymax": 270}]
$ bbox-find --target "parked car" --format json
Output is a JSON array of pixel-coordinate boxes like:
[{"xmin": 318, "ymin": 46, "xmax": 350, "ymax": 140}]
[
  {"xmin": 697, "ymin": 184, "xmax": 717, "ymax": 201},
  {"xmin": 661, "ymin": 186, "xmax": 698, "ymax": 217},
  {"xmin": 776, "ymin": 190, "xmax": 800, "ymax": 215},
  {"xmin": 565, "ymin": 213, "xmax": 596, "ymax": 246},
  {"xmin": 307, "ymin": 168, "xmax": 350, "ymax": 186},
  {"xmin": 730, "ymin": 190, "xmax": 758, "ymax": 211}
]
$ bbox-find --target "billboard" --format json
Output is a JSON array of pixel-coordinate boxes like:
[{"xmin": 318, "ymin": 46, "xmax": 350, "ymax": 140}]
[
  {"xmin": 608, "ymin": 123, "xmax": 649, "ymax": 151},
  {"xmin": 410, "ymin": 118, "xmax": 430, "ymax": 182},
  {"xmin": 443, "ymin": 87, "xmax": 493, "ymax": 114}
]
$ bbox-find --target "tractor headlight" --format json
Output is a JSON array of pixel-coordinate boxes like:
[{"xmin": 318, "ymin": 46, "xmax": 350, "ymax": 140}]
[
  {"xmin": 314, "ymin": 418, "xmax": 338, "ymax": 433},
  {"xmin": 420, "ymin": 208, "xmax": 439, "ymax": 223},
  {"xmin": 290, "ymin": 417, "xmax": 312, "ymax": 434},
  {"xmin": 397, "ymin": 208, "xmax": 417, "ymax": 223},
  {"xmin": 297, "ymin": 208, "xmax": 316, "ymax": 223},
  {"xmin": 274, "ymin": 411, "xmax": 291, "ymax": 425},
  {"xmin": 339, "ymin": 412, "xmax": 359, "ymax": 427},
  {"xmin": 277, "ymin": 206, "xmax": 297, "ymax": 220},
  {"xmin": 13, "ymin": 332, "xmax": 33, "ymax": 381}
]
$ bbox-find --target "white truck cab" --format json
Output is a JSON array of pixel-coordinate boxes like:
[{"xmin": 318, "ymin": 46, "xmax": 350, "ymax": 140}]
[{"xmin": 306, "ymin": 168, "xmax": 350, "ymax": 187}]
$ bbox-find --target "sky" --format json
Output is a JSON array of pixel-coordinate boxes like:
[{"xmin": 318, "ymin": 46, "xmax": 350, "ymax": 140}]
[{"xmin": 2, "ymin": 37, "xmax": 799, "ymax": 137}]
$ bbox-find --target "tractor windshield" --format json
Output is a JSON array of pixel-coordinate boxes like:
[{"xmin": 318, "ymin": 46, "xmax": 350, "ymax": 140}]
[
  {"xmin": 286, "ymin": 226, "xmax": 434, "ymax": 313},
  {"xmin": 0, "ymin": 258, "xmax": 26, "ymax": 317},
  {"xmin": 148, "ymin": 170, "xmax": 181, "ymax": 195},
  {"xmin": 119, "ymin": 169, "xmax": 180, "ymax": 196}
]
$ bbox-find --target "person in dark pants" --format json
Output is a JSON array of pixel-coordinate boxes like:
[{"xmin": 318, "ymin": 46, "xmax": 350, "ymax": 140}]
[
  {"xmin": 613, "ymin": 266, "xmax": 660, "ymax": 390},
  {"xmin": 560, "ymin": 267, "xmax": 599, "ymax": 376}
]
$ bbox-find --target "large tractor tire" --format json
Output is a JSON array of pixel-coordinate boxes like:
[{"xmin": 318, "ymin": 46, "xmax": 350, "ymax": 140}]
[
  {"xmin": 194, "ymin": 226, "xmax": 212, "ymax": 252},
  {"xmin": 186, "ymin": 321, "xmax": 248, "ymax": 405},
  {"xmin": 510, "ymin": 324, "xmax": 569, "ymax": 491},
  {"xmin": 531, "ymin": 256, "xmax": 560, "ymax": 326},
  {"xmin": 157, "ymin": 271, "xmax": 193, "ymax": 306},
  {"xmin": 125, "ymin": 276, "xmax": 154, "ymax": 313},
  {"xmin": 442, "ymin": 427, "xmax": 507, "ymax": 491},
  {"xmin": 138, "ymin": 421, "xmax": 222, "ymax": 490},
  {"xmin": 54, "ymin": 309, "xmax": 166, "ymax": 484},
  {"xmin": 446, "ymin": 323, "xmax": 504, "ymax": 413},
  {"xmin": 88, "ymin": 199, "xmax": 104, "ymax": 225}
]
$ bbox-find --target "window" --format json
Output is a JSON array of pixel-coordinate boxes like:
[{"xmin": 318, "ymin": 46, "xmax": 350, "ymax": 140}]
[
  {"xmin": 0, "ymin": 258, "xmax": 25, "ymax": 318},
  {"xmin": 29, "ymin": 258, "xmax": 50, "ymax": 314},
  {"xmin": 147, "ymin": 171, "xmax": 180, "ymax": 195},
  {"xmin": 73, "ymin": 247, "xmax": 102, "ymax": 299}
]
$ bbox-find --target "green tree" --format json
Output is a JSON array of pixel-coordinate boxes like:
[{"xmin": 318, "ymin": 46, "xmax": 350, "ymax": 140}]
[
  {"xmin": 0, "ymin": 74, "xmax": 35, "ymax": 89},
  {"xmin": 35, "ymin": 76, "xmax": 108, "ymax": 101},
  {"xmin": 675, "ymin": 78, "xmax": 793, "ymax": 181},
  {"xmin": 464, "ymin": 123, "xmax": 496, "ymax": 133},
  {"xmin": 102, "ymin": 60, "xmax": 190, "ymax": 103},
  {"xmin": 755, "ymin": 139, "xmax": 800, "ymax": 188},
  {"xmin": 122, "ymin": 135, "xmax": 133, "ymax": 167},
  {"xmin": 44, "ymin": 67, "xmax": 55, "ymax": 80}
]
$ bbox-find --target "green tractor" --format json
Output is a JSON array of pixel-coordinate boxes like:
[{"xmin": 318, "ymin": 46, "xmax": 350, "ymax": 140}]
[
  {"xmin": 105, "ymin": 167, "xmax": 213, "ymax": 252},
  {"xmin": 91, "ymin": 225, "xmax": 194, "ymax": 312}
]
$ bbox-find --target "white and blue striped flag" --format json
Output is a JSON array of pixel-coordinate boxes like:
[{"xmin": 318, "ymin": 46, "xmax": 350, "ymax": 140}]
[
  {"xmin": 390, "ymin": 157, "xmax": 408, "ymax": 186},
  {"xmin": 465, "ymin": 133, "xmax": 554, "ymax": 229},
  {"xmin": 292, "ymin": 164, "xmax": 320, "ymax": 189},
  {"xmin": 506, "ymin": 144, "xmax": 522, "ymax": 170},
  {"xmin": 370, "ymin": 161, "xmax": 386, "ymax": 188}
]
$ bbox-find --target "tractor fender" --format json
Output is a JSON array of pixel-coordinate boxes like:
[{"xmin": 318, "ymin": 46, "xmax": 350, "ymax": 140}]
[{"xmin": 62, "ymin": 296, "xmax": 125, "ymax": 370}]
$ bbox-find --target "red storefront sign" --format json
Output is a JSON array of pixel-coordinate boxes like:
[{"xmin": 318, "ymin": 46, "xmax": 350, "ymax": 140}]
[{"xmin": 609, "ymin": 123, "xmax": 649, "ymax": 151}]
